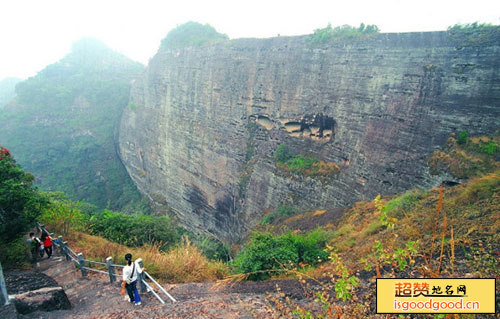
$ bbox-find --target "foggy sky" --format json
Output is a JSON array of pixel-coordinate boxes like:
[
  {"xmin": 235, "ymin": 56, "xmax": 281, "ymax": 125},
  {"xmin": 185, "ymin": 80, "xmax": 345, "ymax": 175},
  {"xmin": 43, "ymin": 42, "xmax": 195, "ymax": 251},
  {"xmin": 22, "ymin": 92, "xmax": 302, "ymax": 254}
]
[{"xmin": 0, "ymin": 0, "xmax": 498, "ymax": 80}]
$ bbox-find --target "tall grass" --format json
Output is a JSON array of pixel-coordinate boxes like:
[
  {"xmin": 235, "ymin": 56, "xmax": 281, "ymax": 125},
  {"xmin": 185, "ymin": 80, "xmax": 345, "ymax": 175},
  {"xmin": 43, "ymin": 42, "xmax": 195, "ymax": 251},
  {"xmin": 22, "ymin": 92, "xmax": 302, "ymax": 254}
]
[{"xmin": 63, "ymin": 232, "xmax": 229, "ymax": 284}]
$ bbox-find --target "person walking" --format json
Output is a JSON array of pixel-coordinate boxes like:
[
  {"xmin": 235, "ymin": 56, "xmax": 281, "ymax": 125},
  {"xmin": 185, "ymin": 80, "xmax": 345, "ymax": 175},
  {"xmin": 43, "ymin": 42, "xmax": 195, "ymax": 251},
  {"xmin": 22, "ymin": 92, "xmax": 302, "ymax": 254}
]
[
  {"xmin": 120, "ymin": 253, "xmax": 145, "ymax": 306},
  {"xmin": 27, "ymin": 232, "xmax": 39, "ymax": 263},
  {"xmin": 42, "ymin": 232, "xmax": 53, "ymax": 258}
]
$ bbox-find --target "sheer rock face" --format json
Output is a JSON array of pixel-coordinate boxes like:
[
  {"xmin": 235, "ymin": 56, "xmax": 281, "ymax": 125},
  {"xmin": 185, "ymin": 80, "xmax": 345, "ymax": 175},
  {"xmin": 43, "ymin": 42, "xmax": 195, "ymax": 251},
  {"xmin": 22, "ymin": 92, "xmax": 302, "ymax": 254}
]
[{"xmin": 118, "ymin": 32, "xmax": 500, "ymax": 243}]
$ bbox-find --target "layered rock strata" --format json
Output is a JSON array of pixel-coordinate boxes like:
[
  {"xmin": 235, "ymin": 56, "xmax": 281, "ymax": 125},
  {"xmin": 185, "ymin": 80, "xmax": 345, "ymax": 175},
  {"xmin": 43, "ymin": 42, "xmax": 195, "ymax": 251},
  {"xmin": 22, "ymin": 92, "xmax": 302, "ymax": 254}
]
[{"xmin": 118, "ymin": 32, "xmax": 500, "ymax": 242}]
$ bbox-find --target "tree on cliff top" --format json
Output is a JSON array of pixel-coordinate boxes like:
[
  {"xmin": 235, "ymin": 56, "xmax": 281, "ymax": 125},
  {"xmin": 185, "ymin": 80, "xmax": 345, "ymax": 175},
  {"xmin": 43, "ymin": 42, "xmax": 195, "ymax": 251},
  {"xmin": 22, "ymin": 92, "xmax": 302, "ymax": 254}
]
[
  {"xmin": 160, "ymin": 21, "xmax": 228, "ymax": 49},
  {"xmin": 309, "ymin": 23, "xmax": 379, "ymax": 44},
  {"xmin": 447, "ymin": 22, "xmax": 500, "ymax": 48}
]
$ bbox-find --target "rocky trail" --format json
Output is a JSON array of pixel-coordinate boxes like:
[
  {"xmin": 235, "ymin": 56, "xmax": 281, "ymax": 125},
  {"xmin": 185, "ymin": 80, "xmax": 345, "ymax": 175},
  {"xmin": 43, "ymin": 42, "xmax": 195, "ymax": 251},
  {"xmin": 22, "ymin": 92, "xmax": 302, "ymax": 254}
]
[{"xmin": 15, "ymin": 251, "xmax": 312, "ymax": 319}]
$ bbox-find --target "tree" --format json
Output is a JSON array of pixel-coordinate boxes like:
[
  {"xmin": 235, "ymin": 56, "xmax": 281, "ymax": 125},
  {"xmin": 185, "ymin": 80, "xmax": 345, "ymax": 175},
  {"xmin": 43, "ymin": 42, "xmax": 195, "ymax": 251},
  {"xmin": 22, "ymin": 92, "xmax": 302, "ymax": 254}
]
[
  {"xmin": 160, "ymin": 21, "xmax": 229, "ymax": 49},
  {"xmin": 447, "ymin": 22, "xmax": 500, "ymax": 48},
  {"xmin": 0, "ymin": 146, "xmax": 48, "ymax": 243},
  {"xmin": 457, "ymin": 130, "xmax": 468, "ymax": 145},
  {"xmin": 310, "ymin": 23, "xmax": 380, "ymax": 44}
]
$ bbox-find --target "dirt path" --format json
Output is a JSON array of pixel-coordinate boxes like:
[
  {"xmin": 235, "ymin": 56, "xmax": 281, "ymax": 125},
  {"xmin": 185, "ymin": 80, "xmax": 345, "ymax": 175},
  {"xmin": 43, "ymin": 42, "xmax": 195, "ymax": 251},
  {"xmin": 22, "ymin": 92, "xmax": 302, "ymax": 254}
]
[{"xmin": 18, "ymin": 253, "xmax": 289, "ymax": 319}]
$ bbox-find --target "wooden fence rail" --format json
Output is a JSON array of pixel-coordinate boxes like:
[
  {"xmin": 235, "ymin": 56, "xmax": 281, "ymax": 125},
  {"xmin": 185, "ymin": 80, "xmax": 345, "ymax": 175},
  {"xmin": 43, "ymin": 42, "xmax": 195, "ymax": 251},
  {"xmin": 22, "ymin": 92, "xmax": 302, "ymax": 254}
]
[{"xmin": 38, "ymin": 224, "xmax": 176, "ymax": 304}]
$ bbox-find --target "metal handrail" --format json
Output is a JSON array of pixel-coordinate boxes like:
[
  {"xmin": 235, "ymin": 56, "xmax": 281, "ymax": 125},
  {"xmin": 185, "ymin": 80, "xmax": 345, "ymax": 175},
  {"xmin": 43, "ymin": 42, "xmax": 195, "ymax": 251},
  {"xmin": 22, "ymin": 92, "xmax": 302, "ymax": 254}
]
[
  {"xmin": 38, "ymin": 223, "xmax": 176, "ymax": 304},
  {"xmin": 66, "ymin": 246, "xmax": 79, "ymax": 258},
  {"xmin": 84, "ymin": 260, "xmax": 108, "ymax": 266},
  {"xmin": 69, "ymin": 254, "xmax": 79, "ymax": 264},
  {"xmin": 83, "ymin": 267, "xmax": 109, "ymax": 275},
  {"xmin": 144, "ymin": 271, "xmax": 177, "ymax": 302},
  {"xmin": 142, "ymin": 280, "xmax": 165, "ymax": 304}
]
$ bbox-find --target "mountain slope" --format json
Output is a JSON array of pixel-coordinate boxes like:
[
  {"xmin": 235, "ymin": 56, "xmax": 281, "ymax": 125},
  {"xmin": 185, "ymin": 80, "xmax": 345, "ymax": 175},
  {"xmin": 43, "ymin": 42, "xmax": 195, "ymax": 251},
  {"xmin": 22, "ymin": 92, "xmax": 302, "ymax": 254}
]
[
  {"xmin": 0, "ymin": 77, "xmax": 21, "ymax": 108},
  {"xmin": 0, "ymin": 38, "xmax": 148, "ymax": 212}
]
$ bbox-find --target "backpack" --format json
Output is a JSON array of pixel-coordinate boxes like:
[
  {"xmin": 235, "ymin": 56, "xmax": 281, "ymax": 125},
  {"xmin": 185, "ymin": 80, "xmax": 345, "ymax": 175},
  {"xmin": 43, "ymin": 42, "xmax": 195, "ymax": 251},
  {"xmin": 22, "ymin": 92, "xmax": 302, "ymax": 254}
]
[
  {"xmin": 30, "ymin": 238, "xmax": 38, "ymax": 250},
  {"xmin": 33, "ymin": 237, "xmax": 41, "ymax": 249}
]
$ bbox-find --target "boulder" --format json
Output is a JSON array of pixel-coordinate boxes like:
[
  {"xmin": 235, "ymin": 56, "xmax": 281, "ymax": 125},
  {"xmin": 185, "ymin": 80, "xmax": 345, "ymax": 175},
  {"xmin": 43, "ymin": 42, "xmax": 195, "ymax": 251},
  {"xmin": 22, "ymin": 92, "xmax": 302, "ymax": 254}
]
[
  {"xmin": 12, "ymin": 286, "xmax": 71, "ymax": 314},
  {"xmin": 5, "ymin": 271, "xmax": 58, "ymax": 294},
  {"xmin": 5, "ymin": 271, "xmax": 71, "ymax": 314},
  {"xmin": 0, "ymin": 303, "xmax": 18, "ymax": 319}
]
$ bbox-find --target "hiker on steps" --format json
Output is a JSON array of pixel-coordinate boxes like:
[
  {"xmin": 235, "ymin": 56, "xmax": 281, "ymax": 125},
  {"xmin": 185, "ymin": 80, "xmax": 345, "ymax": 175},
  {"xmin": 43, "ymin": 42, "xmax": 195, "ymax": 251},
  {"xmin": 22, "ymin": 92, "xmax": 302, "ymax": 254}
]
[
  {"xmin": 27, "ymin": 232, "xmax": 40, "ymax": 263},
  {"xmin": 41, "ymin": 232, "xmax": 53, "ymax": 258},
  {"xmin": 121, "ymin": 253, "xmax": 146, "ymax": 306}
]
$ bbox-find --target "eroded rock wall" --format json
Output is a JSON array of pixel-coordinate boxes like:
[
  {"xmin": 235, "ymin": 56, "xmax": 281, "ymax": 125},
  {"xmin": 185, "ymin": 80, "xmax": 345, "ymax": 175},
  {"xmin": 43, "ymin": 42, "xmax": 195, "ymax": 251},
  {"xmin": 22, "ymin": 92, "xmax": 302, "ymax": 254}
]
[{"xmin": 118, "ymin": 32, "xmax": 500, "ymax": 242}]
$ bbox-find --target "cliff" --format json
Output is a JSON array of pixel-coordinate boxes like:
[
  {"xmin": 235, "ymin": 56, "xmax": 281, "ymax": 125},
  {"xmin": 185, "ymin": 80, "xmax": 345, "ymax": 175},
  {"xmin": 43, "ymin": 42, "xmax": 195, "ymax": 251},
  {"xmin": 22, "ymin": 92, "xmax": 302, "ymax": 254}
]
[{"xmin": 118, "ymin": 31, "xmax": 500, "ymax": 243}]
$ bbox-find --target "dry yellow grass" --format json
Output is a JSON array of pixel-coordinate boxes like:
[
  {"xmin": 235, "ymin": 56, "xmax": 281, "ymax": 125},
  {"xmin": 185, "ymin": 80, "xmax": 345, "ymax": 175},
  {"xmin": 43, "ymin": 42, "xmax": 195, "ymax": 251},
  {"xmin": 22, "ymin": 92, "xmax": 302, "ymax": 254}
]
[
  {"xmin": 311, "ymin": 209, "xmax": 327, "ymax": 217},
  {"xmin": 283, "ymin": 213, "xmax": 305, "ymax": 225},
  {"xmin": 320, "ymin": 170, "xmax": 500, "ymax": 273},
  {"xmin": 56, "ymin": 232, "xmax": 229, "ymax": 284},
  {"xmin": 470, "ymin": 136, "xmax": 490, "ymax": 144}
]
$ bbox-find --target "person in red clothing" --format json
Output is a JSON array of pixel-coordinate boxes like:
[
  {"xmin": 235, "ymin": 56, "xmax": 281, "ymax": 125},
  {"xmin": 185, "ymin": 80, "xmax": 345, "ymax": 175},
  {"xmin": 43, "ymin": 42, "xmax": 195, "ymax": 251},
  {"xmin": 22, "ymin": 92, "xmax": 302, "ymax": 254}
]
[{"xmin": 41, "ymin": 232, "xmax": 53, "ymax": 258}]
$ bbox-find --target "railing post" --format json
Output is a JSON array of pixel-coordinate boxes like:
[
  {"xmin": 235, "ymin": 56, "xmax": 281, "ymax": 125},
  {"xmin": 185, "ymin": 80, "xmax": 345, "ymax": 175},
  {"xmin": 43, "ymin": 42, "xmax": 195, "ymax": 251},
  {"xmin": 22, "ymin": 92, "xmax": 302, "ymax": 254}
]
[
  {"xmin": 62, "ymin": 241, "xmax": 70, "ymax": 261},
  {"xmin": 41, "ymin": 224, "xmax": 47, "ymax": 236},
  {"xmin": 57, "ymin": 236, "xmax": 64, "ymax": 254},
  {"xmin": 137, "ymin": 258, "xmax": 146, "ymax": 293},
  {"xmin": 77, "ymin": 253, "xmax": 87, "ymax": 277},
  {"xmin": 0, "ymin": 262, "xmax": 9, "ymax": 305},
  {"xmin": 106, "ymin": 257, "xmax": 116, "ymax": 283}
]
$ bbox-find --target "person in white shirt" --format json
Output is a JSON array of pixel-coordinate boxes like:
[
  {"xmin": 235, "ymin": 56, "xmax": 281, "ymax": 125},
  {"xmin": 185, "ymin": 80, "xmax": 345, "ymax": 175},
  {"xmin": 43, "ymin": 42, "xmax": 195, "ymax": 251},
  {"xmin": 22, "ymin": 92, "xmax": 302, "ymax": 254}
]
[{"xmin": 120, "ymin": 253, "xmax": 145, "ymax": 306}]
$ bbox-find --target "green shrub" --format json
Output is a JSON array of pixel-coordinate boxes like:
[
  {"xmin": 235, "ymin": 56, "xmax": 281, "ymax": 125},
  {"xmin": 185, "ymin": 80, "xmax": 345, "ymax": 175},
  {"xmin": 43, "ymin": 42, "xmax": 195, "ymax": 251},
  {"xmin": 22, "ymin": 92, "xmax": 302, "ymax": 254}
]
[
  {"xmin": 309, "ymin": 23, "xmax": 379, "ymax": 44},
  {"xmin": 384, "ymin": 190, "xmax": 423, "ymax": 219},
  {"xmin": 0, "ymin": 237, "xmax": 31, "ymax": 270},
  {"xmin": 233, "ymin": 232, "xmax": 297, "ymax": 280},
  {"xmin": 161, "ymin": 21, "xmax": 228, "ymax": 49},
  {"xmin": 457, "ymin": 130, "xmax": 468, "ymax": 145},
  {"xmin": 362, "ymin": 220, "xmax": 384, "ymax": 237},
  {"xmin": 447, "ymin": 22, "xmax": 500, "ymax": 48},
  {"xmin": 455, "ymin": 172, "xmax": 500, "ymax": 205},
  {"xmin": 39, "ymin": 193, "xmax": 87, "ymax": 235},
  {"xmin": 274, "ymin": 144, "xmax": 339, "ymax": 177},
  {"xmin": 479, "ymin": 141, "xmax": 499, "ymax": 155},
  {"xmin": 0, "ymin": 147, "xmax": 48, "ymax": 244},
  {"xmin": 293, "ymin": 230, "xmax": 329, "ymax": 265},
  {"xmin": 87, "ymin": 210, "xmax": 181, "ymax": 248},
  {"xmin": 261, "ymin": 205, "xmax": 299, "ymax": 225},
  {"xmin": 233, "ymin": 230, "xmax": 329, "ymax": 280},
  {"xmin": 192, "ymin": 234, "xmax": 231, "ymax": 261},
  {"xmin": 285, "ymin": 155, "xmax": 318, "ymax": 173},
  {"xmin": 274, "ymin": 144, "xmax": 293, "ymax": 164}
]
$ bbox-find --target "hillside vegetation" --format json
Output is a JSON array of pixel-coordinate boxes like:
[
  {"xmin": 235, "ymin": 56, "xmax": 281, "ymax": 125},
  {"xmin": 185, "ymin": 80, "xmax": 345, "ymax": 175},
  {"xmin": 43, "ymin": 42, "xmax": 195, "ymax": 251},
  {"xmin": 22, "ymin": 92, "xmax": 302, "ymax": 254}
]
[
  {"xmin": 0, "ymin": 38, "xmax": 148, "ymax": 213},
  {"xmin": 0, "ymin": 77, "xmax": 21, "ymax": 108},
  {"xmin": 160, "ymin": 21, "xmax": 228, "ymax": 50},
  {"xmin": 0, "ymin": 146, "xmax": 228, "ymax": 282},
  {"xmin": 1, "ymin": 131, "xmax": 499, "ymax": 316},
  {"xmin": 447, "ymin": 22, "xmax": 500, "ymax": 48},
  {"xmin": 231, "ymin": 131, "xmax": 500, "ymax": 317},
  {"xmin": 0, "ymin": 147, "xmax": 48, "ymax": 268},
  {"xmin": 309, "ymin": 23, "xmax": 379, "ymax": 45},
  {"xmin": 429, "ymin": 129, "xmax": 500, "ymax": 179}
]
